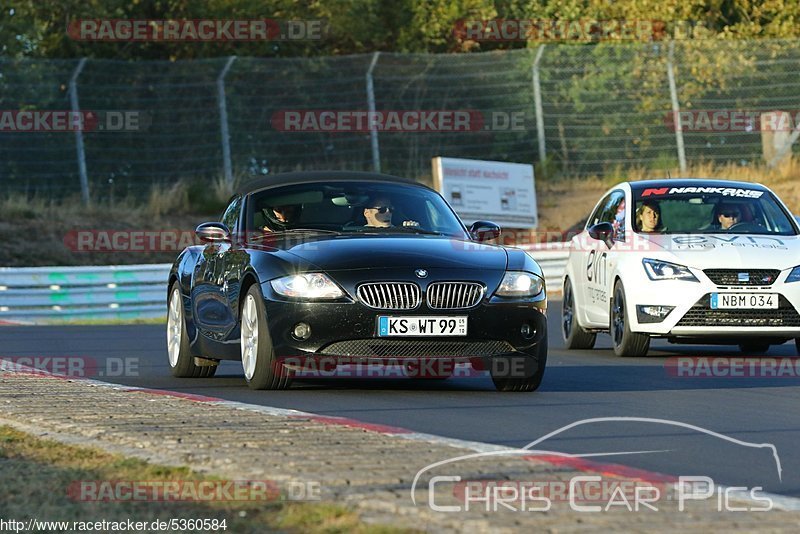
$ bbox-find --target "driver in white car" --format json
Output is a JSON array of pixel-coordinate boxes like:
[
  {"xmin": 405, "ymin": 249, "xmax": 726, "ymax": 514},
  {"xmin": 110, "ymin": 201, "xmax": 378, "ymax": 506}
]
[{"xmin": 713, "ymin": 203, "xmax": 742, "ymax": 231}]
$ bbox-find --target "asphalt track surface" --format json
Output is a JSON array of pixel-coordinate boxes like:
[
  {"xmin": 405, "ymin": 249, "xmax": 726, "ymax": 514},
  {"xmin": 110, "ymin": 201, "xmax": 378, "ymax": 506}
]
[{"xmin": 4, "ymin": 302, "xmax": 800, "ymax": 499}]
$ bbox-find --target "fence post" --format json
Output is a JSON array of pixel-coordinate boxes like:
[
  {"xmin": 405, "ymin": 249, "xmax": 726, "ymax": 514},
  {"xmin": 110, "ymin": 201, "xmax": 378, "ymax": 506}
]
[
  {"xmin": 217, "ymin": 56, "xmax": 237, "ymax": 190},
  {"xmin": 366, "ymin": 52, "xmax": 381, "ymax": 173},
  {"xmin": 768, "ymin": 124, "xmax": 800, "ymax": 167},
  {"xmin": 69, "ymin": 58, "xmax": 89, "ymax": 205},
  {"xmin": 532, "ymin": 45, "xmax": 547, "ymax": 166},
  {"xmin": 667, "ymin": 42, "xmax": 687, "ymax": 174}
]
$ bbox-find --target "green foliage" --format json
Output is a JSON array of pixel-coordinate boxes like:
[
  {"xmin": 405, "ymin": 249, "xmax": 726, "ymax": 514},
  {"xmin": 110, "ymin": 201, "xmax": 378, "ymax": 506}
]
[
  {"xmin": 4, "ymin": 1, "xmax": 800, "ymax": 60},
  {"xmin": 3, "ymin": 1, "xmax": 800, "ymax": 188}
]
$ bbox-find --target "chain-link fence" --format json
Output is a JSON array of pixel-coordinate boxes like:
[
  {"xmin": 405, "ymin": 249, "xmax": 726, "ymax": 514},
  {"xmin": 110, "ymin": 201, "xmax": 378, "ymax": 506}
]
[{"xmin": 2, "ymin": 40, "xmax": 800, "ymax": 198}]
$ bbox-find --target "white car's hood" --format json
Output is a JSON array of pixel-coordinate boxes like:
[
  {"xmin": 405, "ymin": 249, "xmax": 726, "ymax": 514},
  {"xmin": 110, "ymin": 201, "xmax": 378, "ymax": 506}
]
[{"xmin": 636, "ymin": 233, "xmax": 800, "ymax": 271}]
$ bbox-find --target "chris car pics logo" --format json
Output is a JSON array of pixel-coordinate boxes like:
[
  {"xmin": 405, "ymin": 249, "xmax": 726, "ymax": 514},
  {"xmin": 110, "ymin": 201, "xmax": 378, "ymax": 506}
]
[{"xmin": 411, "ymin": 417, "xmax": 780, "ymax": 513}]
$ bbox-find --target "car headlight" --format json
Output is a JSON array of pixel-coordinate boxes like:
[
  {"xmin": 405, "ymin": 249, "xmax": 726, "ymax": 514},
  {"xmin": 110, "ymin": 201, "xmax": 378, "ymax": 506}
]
[
  {"xmin": 787, "ymin": 266, "xmax": 800, "ymax": 283},
  {"xmin": 270, "ymin": 273, "xmax": 344, "ymax": 299},
  {"xmin": 495, "ymin": 272, "xmax": 544, "ymax": 297},
  {"xmin": 642, "ymin": 259, "xmax": 699, "ymax": 282}
]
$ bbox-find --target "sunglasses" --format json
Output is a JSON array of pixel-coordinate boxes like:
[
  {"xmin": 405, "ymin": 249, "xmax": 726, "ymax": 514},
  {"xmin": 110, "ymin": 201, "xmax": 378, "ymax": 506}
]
[
  {"xmin": 721, "ymin": 211, "xmax": 740, "ymax": 218},
  {"xmin": 369, "ymin": 206, "xmax": 393, "ymax": 213}
]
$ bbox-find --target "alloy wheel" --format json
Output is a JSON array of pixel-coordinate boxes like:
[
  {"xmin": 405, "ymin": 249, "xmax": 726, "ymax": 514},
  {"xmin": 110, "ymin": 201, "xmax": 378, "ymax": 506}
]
[{"xmin": 241, "ymin": 294, "xmax": 259, "ymax": 380}]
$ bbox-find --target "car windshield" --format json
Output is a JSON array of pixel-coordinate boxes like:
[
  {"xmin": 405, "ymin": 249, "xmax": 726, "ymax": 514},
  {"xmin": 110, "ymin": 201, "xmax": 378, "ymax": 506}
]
[
  {"xmin": 632, "ymin": 185, "xmax": 798, "ymax": 236},
  {"xmin": 247, "ymin": 180, "xmax": 469, "ymax": 238}
]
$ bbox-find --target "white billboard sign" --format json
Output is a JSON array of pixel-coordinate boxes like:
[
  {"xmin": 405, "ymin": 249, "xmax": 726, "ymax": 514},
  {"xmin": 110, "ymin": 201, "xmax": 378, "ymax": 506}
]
[{"xmin": 432, "ymin": 157, "xmax": 538, "ymax": 228}]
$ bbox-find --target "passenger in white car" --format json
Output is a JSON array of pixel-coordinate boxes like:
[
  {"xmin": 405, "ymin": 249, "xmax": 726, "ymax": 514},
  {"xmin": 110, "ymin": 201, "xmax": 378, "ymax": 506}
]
[{"xmin": 635, "ymin": 200, "xmax": 664, "ymax": 233}]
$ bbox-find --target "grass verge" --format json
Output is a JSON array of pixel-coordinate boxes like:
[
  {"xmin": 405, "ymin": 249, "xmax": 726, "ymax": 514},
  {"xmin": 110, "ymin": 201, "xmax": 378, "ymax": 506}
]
[
  {"xmin": 0, "ymin": 425, "xmax": 409, "ymax": 534},
  {"xmin": 1, "ymin": 160, "xmax": 799, "ymax": 267}
]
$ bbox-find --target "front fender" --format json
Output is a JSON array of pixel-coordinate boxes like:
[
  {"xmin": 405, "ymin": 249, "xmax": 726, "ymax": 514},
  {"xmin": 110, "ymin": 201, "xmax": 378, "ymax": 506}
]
[
  {"xmin": 611, "ymin": 253, "xmax": 651, "ymax": 330},
  {"xmin": 507, "ymin": 249, "xmax": 545, "ymax": 279},
  {"xmin": 169, "ymin": 246, "xmax": 202, "ymax": 354}
]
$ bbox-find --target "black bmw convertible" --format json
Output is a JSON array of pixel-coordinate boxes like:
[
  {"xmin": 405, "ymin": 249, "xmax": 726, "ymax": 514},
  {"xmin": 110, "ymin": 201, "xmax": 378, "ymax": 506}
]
[{"xmin": 167, "ymin": 171, "xmax": 547, "ymax": 391}]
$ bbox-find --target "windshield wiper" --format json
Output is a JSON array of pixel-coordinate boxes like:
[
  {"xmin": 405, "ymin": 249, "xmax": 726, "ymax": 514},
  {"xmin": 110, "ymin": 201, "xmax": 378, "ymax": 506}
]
[
  {"xmin": 393, "ymin": 227, "xmax": 448, "ymax": 236},
  {"xmin": 280, "ymin": 228, "xmax": 340, "ymax": 234},
  {"xmin": 247, "ymin": 228, "xmax": 340, "ymax": 242}
]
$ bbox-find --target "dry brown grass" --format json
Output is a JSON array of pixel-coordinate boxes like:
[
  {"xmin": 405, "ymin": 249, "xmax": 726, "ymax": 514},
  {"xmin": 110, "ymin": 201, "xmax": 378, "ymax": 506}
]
[
  {"xmin": 0, "ymin": 193, "xmax": 53, "ymax": 219},
  {"xmin": 1, "ymin": 162, "xmax": 798, "ymax": 265},
  {"xmin": 211, "ymin": 173, "xmax": 246, "ymax": 205},
  {"xmin": 145, "ymin": 180, "xmax": 190, "ymax": 217},
  {"xmin": 0, "ymin": 425, "xmax": 410, "ymax": 533},
  {"xmin": 536, "ymin": 159, "xmax": 800, "ymax": 231}
]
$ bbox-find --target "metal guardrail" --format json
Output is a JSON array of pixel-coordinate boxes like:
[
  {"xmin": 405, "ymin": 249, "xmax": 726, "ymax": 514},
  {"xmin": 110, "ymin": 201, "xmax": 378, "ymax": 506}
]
[
  {"xmin": 0, "ymin": 264, "xmax": 170, "ymax": 323},
  {"xmin": 0, "ymin": 246, "xmax": 570, "ymax": 324},
  {"xmin": 519, "ymin": 242, "xmax": 570, "ymax": 293}
]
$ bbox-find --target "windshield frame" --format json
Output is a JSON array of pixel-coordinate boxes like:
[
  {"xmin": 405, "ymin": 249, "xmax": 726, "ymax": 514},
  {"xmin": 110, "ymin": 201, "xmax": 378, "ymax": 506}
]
[
  {"xmin": 243, "ymin": 179, "xmax": 471, "ymax": 239},
  {"xmin": 630, "ymin": 188, "xmax": 799, "ymax": 236}
]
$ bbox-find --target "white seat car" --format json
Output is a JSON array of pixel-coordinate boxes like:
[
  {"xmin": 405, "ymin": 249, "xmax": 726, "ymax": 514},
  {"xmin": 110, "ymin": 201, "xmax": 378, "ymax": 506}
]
[{"xmin": 562, "ymin": 179, "xmax": 800, "ymax": 356}]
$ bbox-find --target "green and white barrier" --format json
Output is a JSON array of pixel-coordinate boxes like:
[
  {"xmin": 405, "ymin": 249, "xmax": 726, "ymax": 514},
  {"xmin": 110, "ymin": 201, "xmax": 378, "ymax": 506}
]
[
  {"xmin": 0, "ymin": 264, "xmax": 170, "ymax": 323},
  {"xmin": 0, "ymin": 248, "xmax": 569, "ymax": 324}
]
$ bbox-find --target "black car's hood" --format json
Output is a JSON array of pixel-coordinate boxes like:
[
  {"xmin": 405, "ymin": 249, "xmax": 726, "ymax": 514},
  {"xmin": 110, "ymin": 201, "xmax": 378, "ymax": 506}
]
[{"xmin": 254, "ymin": 234, "xmax": 508, "ymax": 271}]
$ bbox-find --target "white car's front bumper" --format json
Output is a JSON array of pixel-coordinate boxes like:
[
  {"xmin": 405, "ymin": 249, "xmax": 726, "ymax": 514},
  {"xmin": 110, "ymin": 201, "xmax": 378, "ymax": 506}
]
[{"xmin": 628, "ymin": 267, "xmax": 800, "ymax": 338}]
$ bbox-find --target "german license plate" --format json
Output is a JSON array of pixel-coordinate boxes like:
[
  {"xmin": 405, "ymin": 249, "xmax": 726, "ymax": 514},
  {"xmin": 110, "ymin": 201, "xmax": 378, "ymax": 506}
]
[
  {"xmin": 378, "ymin": 316, "xmax": 467, "ymax": 337},
  {"xmin": 710, "ymin": 293, "xmax": 778, "ymax": 309}
]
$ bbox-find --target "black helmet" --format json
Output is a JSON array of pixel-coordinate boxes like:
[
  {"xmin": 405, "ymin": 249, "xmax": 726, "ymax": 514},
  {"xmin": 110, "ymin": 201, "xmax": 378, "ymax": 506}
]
[{"xmin": 262, "ymin": 204, "xmax": 300, "ymax": 231}]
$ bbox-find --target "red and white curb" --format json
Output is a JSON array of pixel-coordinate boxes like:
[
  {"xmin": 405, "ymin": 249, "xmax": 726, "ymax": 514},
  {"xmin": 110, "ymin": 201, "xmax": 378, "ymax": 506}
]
[
  {"xmin": 3, "ymin": 364, "xmax": 800, "ymax": 512},
  {"xmin": 0, "ymin": 319, "xmax": 33, "ymax": 326}
]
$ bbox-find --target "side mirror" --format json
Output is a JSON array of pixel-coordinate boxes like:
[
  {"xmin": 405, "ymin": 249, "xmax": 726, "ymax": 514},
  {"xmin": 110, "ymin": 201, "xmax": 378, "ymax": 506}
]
[
  {"xmin": 469, "ymin": 221, "xmax": 501, "ymax": 242},
  {"xmin": 587, "ymin": 222, "xmax": 614, "ymax": 247},
  {"xmin": 196, "ymin": 222, "xmax": 230, "ymax": 243}
]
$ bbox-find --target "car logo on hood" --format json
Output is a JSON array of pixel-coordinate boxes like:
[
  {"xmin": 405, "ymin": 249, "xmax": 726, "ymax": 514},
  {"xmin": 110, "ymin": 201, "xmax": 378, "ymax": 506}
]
[
  {"xmin": 738, "ymin": 272, "xmax": 750, "ymax": 282},
  {"xmin": 415, "ymin": 269, "xmax": 428, "ymax": 278}
]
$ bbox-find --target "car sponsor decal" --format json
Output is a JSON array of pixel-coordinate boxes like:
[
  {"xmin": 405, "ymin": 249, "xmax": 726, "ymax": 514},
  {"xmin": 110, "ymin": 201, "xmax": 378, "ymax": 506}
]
[
  {"xmin": 585, "ymin": 250, "xmax": 609, "ymax": 304},
  {"xmin": 671, "ymin": 235, "xmax": 787, "ymax": 250},
  {"xmin": 586, "ymin": 250, "xmax": 607, "ymax": 284},
  {"xmin": 641, "ymin": 187, "xmax": 764, "ymax": 198}
]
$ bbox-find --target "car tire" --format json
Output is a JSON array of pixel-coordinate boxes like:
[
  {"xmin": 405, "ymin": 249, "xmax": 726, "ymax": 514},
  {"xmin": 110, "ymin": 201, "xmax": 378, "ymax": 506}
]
[
  {"xmin": 240, "ymin": 284, "xmax": 292, "ymax": 390},
  {"xmin": 738, "ymin": 341, "xmax": 770, "ymax": 355},
  {"xmin": 491, "ymin": 332, "xmax": 547, "ymax": 392},
  {"xmin": 562, "ymin": 277, "xmax": 596, "ymax": 349},
  {"xmin": 167, "ymin": 283, "xmax": 217, "ymax": 378},
  {"xmin": 610, "ymin": 281, "xmax": 650, "ymax": 357}
]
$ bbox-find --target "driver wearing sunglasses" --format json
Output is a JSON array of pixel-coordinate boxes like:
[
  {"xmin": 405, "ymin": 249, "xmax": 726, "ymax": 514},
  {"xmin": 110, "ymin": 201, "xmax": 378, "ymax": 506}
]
[
  {"xmin": 716, "ymin": 203, "xmax": 742, "ymax": 230},
  {"xmin": 363, "ymin": 196, "xmax": 419, "ymax": 228}
]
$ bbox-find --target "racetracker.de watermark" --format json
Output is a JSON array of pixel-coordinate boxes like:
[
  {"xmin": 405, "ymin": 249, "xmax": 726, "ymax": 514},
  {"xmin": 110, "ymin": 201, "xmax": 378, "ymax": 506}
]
[
  {"xmin": 270, "ymin": 110, "xmax": 528, "ymax": 132},
  {"xmin": 68, "ymin": 19, "xmax": 326, "ymax": 41},
  {"xmin": 453, "ymin": 19, "xmax": 712, "ymax": 42},
  {"xmin": 67, "ymin": 480, "xmax": 320, "ymax": 502},
  {"xmin": 0, "ymin": 110, "xmax": 147, "ymax": 132},
  {"xmin": 64, "ymin": 230, "xmax": 201, "ymax": 253},
  {"xmin": 666, "ymin": 357, "xmax": 800, "ymax": 378},
  {"xmin": 277, "ymin": 357, "xmax": 504, "ymax": 379},
  {"xmin": 63, "ymin": 230, "xmax": 341, "ymax": 252},
  {"xmin": 664, "ymin": 110, "xmax": 800, "ymax": 132},
  {"xmin": 0, "ymin": 356, "xmax": 139, "ymax": 378}
]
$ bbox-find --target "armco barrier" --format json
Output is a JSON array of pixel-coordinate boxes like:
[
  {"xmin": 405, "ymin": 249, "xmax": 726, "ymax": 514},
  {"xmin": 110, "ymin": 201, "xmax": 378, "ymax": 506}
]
[
  {"xmin": 0, "ymin": 264, "xmax": 171, "ymax": 323},
  {"xmin": 519, "ymin": 242, "xmax": 569, "ymax": 293},
  {"xmin": 0, "ymin": 246, "xmax": 569, "ymax": 324}
]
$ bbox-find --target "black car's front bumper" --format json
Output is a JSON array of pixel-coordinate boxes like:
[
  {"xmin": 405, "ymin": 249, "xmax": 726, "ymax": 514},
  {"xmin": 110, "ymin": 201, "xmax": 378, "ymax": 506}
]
[{"xmin": 260, "ymin": 281, "xmax": 547, "ymax": 368}]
